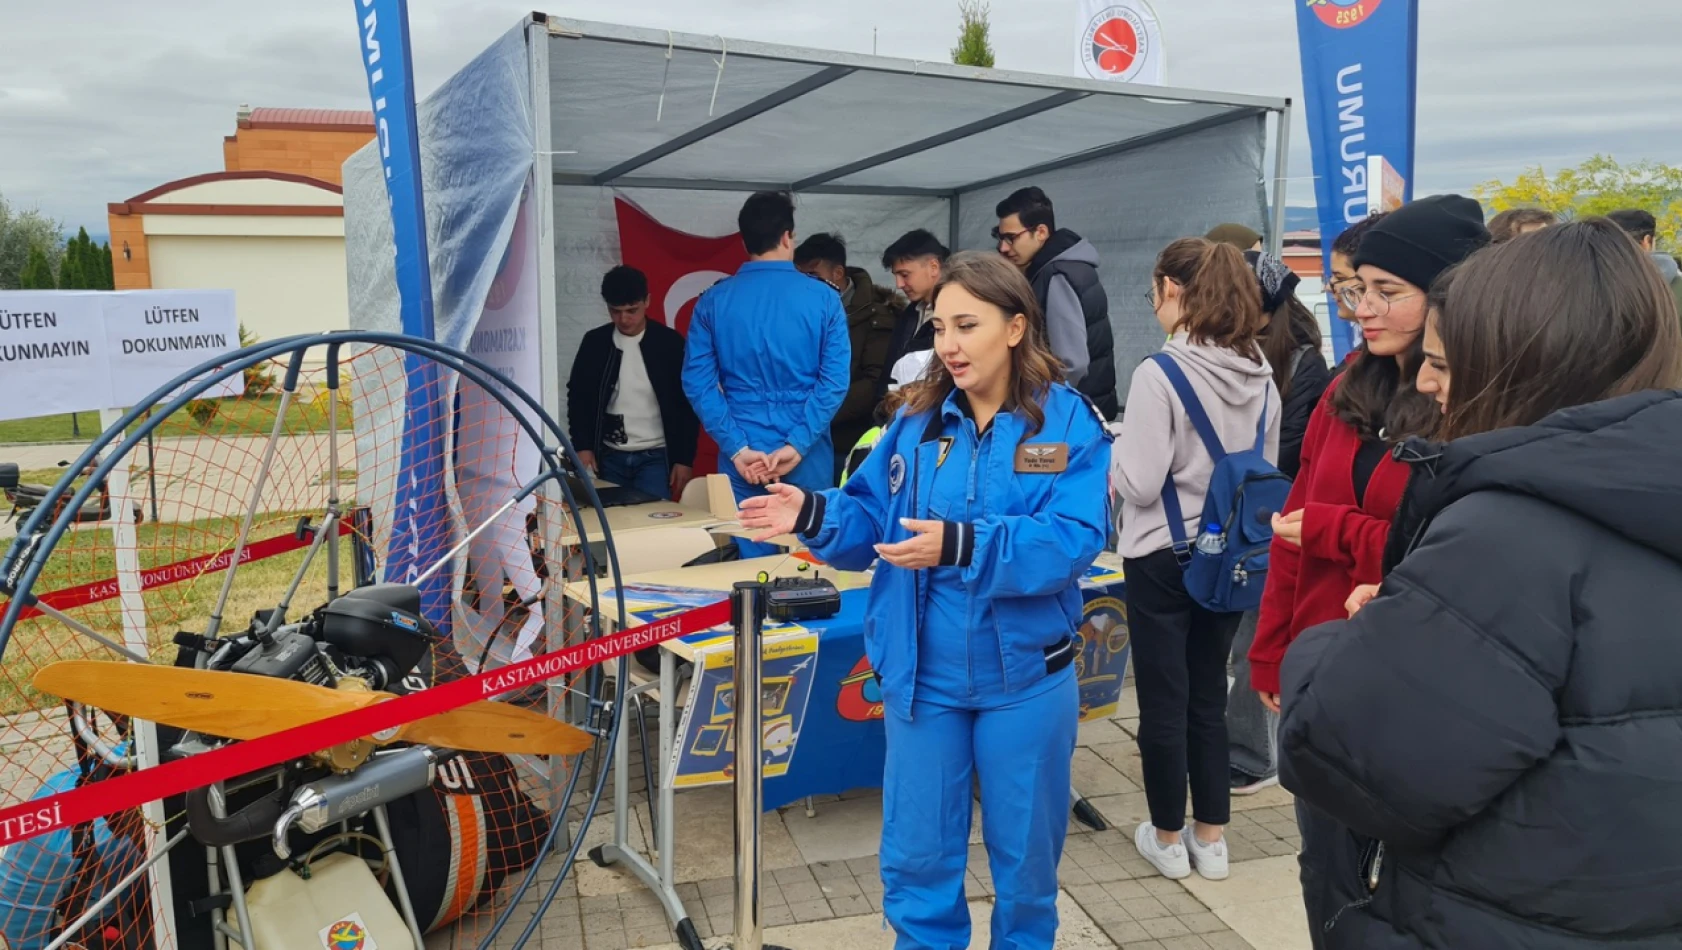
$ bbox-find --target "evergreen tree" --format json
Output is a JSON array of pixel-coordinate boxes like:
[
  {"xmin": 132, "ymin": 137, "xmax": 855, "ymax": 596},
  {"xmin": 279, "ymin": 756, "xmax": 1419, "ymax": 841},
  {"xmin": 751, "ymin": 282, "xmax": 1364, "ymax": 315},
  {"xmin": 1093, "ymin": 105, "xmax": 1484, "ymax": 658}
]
[
  {"xmin": 952, "ymin": 0, "xmax": 996, "ymax": 68},
  {"xmin": 58, "ymin": 235, "xmax": 81, "ymax": 289},
  {"xmin": 18, "ymin": 245, "xmax": 55, "ymax": 289},
  {"xmin": 98, "ymin": 241, "xmax": 114, "ymax": 289}
]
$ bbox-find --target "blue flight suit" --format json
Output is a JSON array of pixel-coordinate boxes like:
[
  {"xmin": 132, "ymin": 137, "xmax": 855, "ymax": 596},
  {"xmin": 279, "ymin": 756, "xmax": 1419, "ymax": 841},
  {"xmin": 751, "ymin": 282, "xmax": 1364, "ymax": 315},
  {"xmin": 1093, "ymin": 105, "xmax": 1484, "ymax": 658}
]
[
  {"xmin": 682, "ymin": 260, "xmax": 850, "ymax": 556},
  {"xmin": 794, "ymin": 384, "xmax": 1112, "ymax": 950}
]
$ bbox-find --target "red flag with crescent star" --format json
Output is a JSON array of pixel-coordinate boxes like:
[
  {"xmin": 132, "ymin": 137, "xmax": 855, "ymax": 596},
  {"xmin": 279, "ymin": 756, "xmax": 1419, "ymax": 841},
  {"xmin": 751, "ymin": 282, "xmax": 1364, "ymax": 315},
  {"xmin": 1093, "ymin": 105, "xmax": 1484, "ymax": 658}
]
[{"xmin": 613, "ymin": 198, "xmax": 748, "ymax": 477}]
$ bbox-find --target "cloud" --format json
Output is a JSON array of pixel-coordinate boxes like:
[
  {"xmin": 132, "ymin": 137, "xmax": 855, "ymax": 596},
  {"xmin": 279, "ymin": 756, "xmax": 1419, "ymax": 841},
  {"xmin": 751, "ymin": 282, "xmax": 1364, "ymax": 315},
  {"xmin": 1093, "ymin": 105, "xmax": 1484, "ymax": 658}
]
[{"xmin": 0, "ymin": 0, "xmax": 1676, "ymax": 234}]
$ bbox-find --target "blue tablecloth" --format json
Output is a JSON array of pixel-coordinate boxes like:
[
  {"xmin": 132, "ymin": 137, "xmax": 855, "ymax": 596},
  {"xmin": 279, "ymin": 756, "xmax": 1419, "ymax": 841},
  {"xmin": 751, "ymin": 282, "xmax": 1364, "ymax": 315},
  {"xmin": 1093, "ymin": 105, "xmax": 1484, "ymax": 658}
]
[{"xmin": 614, "ymin": 560, "xmax": 1129, "ymax": 812}]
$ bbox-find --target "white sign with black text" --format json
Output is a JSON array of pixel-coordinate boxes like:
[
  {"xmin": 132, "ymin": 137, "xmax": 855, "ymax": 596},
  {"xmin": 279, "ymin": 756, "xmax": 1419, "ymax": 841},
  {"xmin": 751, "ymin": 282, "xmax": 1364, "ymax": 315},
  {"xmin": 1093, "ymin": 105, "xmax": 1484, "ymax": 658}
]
[
  {"xmin": 0, "ymin": 292, "xmax": 113, "ymax": 422},
  {"xmin": 0, "ymin": 290, "xmax": 239, "ymax": 421},
  {"xmin": 104, "ymin": 290, "xmax": 242, "ymax": 406}
]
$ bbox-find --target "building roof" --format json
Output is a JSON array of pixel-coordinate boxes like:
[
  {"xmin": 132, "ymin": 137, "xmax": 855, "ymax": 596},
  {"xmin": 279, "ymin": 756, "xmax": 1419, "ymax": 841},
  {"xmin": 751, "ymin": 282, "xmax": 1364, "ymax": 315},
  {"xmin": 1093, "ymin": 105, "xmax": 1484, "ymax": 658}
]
[
  {"xmin": 110, "ymin": 171, "xmax": 344, "ymax": 218},
  {"xmin": 244, "ymin": 107, "xmax": 375, "ymax": 131}
]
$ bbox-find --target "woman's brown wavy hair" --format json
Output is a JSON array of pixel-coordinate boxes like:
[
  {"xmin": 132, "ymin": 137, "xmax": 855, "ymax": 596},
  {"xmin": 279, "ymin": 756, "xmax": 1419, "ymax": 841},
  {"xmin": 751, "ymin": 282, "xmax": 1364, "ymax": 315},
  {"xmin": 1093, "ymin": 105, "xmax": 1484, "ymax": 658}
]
[
  {"xmin": 901, "ymin": 251, "xmax": 1066, "ymax": 436},
  {"xmin": 1154, "ymin": 238, "xmax": 1265, "ymax": 362}
]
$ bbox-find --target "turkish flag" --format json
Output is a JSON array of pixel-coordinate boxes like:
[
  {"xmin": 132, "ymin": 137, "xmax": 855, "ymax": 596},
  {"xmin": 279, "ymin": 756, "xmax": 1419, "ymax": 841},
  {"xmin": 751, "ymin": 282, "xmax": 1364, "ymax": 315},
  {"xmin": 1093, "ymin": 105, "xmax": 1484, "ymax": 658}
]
[{"xmin": 614, "ymin": 198, "xmax": 747, "ymax": 477}]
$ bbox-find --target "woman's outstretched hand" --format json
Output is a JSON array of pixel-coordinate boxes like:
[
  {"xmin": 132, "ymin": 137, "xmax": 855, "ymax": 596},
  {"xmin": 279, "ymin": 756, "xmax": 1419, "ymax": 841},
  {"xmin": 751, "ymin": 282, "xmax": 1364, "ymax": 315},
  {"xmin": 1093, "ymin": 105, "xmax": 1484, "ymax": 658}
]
[{"xmin": 738, "ymin": 483, "xmax": 807, "ymax": 541}]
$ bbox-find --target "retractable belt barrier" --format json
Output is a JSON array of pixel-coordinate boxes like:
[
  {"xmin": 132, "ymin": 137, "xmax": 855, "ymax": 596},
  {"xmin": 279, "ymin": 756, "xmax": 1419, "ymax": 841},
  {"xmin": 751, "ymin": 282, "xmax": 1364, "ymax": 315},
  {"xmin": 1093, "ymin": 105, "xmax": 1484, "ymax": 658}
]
[{"xmin": 0, "ymin": 598, "xmax": 731, "ymax": 850}]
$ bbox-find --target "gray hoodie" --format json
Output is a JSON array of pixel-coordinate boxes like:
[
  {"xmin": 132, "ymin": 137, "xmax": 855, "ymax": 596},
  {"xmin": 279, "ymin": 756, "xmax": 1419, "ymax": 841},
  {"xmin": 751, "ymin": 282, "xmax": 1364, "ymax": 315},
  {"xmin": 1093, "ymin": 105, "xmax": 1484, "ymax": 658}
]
[
  {"xmin": 1652, "ymin": 250, "xmax": 1681, "ymax": 284},
  {"xmin": 1113, "ymin": 334, "xmax": 1281, "ymax": 558},
  {"xmin": 1041, "ymin": 237, "xmax": 1101, "ymax": 387}
]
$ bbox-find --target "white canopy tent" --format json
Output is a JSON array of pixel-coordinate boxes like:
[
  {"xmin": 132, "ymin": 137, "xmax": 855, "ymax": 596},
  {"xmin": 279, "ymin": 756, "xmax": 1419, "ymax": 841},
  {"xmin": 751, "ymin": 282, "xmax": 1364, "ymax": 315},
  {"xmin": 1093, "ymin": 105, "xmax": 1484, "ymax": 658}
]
[{"xmin": 345, "ymin": 13, "xmax": 1291, "ymax": 430}]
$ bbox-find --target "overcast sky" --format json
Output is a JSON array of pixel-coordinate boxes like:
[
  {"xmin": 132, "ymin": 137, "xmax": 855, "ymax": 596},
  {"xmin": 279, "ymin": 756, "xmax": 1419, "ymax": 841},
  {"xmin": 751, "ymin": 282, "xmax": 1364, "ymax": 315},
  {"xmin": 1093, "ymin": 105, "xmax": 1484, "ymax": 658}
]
[{"xmin": 2, "ymin": 0, "xmax": 1678, "ymax": 236}]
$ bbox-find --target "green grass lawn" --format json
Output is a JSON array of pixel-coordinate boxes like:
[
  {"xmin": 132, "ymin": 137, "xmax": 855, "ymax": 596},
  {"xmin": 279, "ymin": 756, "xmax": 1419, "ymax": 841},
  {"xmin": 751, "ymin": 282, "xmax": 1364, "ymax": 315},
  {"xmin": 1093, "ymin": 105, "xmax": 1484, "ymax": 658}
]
[
  {"xmin": 0, "ymin": 392, "xmax": 355, "ymax": 444},
  {"xmin": 0, "ymin": 510, "xmax": 349, "ymax": 715}
]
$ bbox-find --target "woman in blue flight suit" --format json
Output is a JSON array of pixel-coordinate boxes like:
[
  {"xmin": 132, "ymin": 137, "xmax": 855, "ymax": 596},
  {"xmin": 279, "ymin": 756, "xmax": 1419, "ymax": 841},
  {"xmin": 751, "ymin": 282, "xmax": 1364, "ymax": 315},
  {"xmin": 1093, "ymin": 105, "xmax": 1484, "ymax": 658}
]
[{"xmin": 742, "ymin": 252, "xmax": 1111, "ymax": 950}]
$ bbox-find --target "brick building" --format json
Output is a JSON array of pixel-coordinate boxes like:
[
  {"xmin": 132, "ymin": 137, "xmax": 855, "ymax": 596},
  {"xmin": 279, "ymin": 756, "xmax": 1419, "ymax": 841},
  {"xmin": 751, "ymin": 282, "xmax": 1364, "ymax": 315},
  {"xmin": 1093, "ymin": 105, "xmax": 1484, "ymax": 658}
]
[{"xmin": 108, "ymin": 106, "xmax": 375, "ymax": 344}]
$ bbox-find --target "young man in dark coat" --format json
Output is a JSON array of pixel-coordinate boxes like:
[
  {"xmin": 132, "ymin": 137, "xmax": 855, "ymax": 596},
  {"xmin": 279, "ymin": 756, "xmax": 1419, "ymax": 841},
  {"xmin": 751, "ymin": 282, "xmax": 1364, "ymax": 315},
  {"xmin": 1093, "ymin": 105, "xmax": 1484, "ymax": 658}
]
[
  {"xmin": 879, "ymin": 229, "xmax": 948, "ymax": 396},
  {"xmin": 794, "ymin": 232, "xmax": 903, "ymax": 481},
  {"xmin": 565, "ymin": 266, "xmax": 699, "ymax": 500},
  {"xmin": 995, "ymin": 186, "xmax": 1119, "ymax": 419}
]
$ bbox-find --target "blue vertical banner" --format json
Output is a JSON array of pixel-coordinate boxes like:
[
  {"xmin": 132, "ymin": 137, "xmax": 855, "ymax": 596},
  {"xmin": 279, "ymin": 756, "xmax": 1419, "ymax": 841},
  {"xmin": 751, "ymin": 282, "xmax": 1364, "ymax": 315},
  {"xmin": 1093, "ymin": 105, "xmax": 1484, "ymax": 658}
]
[
  {"xmin": 354, "ymin": 0, "xmax": 453, "ymax": 635},
  {"xmin": 1295, "ymin": 0, "xmax": 1419, "ymax": 360}
]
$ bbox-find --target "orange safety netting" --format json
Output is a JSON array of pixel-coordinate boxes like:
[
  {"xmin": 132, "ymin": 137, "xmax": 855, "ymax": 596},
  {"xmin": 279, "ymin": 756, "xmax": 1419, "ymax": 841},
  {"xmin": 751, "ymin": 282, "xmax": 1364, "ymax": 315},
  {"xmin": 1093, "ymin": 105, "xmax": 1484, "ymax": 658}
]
[{"xmin": 0, "ymin": 341, "xmax": 606, "ymax": 950}]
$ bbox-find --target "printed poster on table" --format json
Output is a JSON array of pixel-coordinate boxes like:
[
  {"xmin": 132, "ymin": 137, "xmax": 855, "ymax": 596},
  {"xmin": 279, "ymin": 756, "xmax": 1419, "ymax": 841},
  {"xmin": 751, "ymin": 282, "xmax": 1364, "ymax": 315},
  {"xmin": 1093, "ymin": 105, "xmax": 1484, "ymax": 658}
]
[
  {"xmin": 1076, "ymin": 560, "xmax": 1130, "ymax": 722},
  {"xmin": 670, "ymin": 628, "xmax": 821, "ymax": 789}
]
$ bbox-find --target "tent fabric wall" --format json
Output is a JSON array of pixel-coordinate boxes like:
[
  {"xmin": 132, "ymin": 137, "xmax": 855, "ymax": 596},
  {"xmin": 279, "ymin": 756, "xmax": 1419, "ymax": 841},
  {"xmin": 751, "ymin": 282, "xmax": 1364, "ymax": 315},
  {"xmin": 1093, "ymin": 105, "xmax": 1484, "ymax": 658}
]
[
  {"xmin": 956, "ymin": 115, "xmax": 1269, "ymax": 406},
  {"xmin": 342, "ymin": 22, "xmax": 536, "ymax": 566},
  {"xmin": 548, "ymin": 187, "xmax": 947, "ymax": 429}
]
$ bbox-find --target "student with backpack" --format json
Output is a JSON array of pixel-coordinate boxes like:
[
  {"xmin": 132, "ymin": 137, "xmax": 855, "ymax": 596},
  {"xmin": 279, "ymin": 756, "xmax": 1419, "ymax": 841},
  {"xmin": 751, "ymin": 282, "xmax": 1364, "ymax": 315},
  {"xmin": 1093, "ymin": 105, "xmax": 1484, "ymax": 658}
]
[{"xmin": 1114, "ymin": 237, "xmax": 1281, "ymax": 881}]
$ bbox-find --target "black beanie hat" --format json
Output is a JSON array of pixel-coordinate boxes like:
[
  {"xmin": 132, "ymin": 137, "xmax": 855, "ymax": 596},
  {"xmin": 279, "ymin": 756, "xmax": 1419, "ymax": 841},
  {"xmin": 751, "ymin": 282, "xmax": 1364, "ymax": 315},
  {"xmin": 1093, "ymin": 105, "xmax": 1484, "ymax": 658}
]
[{"xmin": 1353, "ymin": 194, "xmax": 1490, "ymax": 292}]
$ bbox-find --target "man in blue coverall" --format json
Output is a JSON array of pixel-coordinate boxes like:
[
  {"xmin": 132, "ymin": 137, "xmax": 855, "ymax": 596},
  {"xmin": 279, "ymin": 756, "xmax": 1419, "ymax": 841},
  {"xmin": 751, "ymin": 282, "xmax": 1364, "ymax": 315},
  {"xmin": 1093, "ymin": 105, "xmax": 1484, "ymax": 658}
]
[{"xmin": 683, "ymin": 191, "xmax": 851, "ymax": 557}]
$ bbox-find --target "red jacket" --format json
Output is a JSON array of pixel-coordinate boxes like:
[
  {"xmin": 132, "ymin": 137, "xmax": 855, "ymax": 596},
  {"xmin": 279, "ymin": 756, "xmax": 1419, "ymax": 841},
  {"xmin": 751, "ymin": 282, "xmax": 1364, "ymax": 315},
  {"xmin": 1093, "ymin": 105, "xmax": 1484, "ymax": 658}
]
[{"xmin": 1249, "ymin": 381, "xmax": 1411, "ymax": 694}]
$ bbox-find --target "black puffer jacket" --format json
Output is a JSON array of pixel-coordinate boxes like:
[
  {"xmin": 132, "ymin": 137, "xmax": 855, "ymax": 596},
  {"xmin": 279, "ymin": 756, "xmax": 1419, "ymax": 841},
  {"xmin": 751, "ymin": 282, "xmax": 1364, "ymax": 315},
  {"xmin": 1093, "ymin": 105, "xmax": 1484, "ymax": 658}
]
[{"xmin": 1280, "ymin": 390, "xmax": 1682, "ymax": 949}]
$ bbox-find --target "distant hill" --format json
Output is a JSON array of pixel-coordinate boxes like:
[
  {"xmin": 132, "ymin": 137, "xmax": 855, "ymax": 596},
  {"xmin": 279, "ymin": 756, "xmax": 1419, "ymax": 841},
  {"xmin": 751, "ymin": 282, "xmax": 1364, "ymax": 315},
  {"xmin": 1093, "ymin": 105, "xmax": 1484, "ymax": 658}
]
[{"xmin": 1285, "ymin": 206, "xmax": 1319, "ymax": 232}]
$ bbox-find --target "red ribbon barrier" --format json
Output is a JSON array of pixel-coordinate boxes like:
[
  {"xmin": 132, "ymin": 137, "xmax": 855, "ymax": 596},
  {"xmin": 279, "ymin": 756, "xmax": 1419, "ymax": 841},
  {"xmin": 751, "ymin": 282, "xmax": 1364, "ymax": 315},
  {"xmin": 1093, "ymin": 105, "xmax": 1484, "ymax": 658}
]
[
  {"xmin": 0, "ymin": 598, "xmax": 731, "ymax": 848},
  {"xmin": 15, "ymin": 521, "xmax": 354, "ymax": 621}
]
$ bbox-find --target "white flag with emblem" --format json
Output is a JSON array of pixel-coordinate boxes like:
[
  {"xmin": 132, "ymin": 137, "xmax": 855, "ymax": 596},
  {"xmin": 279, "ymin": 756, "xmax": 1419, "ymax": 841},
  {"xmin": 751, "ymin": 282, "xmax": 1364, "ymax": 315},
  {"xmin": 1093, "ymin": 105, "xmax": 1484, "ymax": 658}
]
[{"xmin": 1075, "ymin": 0, "xmax": 1165, "ymax": 85}]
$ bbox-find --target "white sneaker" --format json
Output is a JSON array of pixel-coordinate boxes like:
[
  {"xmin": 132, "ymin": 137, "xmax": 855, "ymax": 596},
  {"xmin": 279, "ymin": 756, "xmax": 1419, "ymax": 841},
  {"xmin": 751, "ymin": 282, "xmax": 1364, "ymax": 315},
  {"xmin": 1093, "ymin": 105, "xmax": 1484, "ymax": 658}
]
[
  {"xmin": 1182, "ymin": 827, "xmax": 1230, "ymax": 881},
  {"xmin": 1133, "ymin": 822, "xmax": 1191, "ymax": 880}
]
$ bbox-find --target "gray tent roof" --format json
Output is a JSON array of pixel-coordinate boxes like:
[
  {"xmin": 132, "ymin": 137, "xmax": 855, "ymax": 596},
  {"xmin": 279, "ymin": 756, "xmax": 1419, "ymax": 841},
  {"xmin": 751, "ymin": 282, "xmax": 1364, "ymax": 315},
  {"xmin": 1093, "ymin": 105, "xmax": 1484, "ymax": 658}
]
[{"xmin": 539, "ymin": 15, "xmax": 1289, "ymax": 197}]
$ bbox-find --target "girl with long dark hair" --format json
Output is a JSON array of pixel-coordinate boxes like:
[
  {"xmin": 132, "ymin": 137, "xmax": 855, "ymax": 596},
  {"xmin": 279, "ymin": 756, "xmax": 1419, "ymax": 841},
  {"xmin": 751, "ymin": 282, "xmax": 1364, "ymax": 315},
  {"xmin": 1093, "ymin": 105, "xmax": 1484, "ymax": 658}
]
[
  {"xmin": 1280, "ymin": 218, "xmax": 1682, "ymax": 948},
  {"xmin": 1226, "ymin": 251, "xmax": 1334, "ymax": 797},
  {"xmin": 1249, "ymin": 195, "xmax": 1489, "ymax": 945}
]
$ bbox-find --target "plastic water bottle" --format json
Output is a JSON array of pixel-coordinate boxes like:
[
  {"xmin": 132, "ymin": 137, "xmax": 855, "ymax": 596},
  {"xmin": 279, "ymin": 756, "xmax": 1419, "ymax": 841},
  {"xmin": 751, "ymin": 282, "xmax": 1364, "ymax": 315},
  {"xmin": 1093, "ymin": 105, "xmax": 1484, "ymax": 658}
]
[{"xmin": 1195, "ymin": 523, "xmax": 1226, "ymax": 556}]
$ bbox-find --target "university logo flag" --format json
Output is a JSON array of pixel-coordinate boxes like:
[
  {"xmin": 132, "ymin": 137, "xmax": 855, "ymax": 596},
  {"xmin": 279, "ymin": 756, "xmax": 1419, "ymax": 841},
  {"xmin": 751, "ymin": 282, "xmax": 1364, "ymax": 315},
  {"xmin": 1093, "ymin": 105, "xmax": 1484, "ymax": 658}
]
[
  {"xmin": 1074, "ymin": 0, "xmax": 1165, "ymax": 85},
  {"xmin": 354, "ymin": 0, "xmax": 453, "ymax": 633},
  {"xmin": 1295, "ymin": 0, "xmax": 1419, "ymax": 361}
]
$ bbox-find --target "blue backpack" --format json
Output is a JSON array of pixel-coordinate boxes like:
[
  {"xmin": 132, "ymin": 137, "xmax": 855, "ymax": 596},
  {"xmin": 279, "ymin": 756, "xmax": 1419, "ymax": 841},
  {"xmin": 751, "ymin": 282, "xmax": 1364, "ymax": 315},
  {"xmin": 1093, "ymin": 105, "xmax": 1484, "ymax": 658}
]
[{"xmin": 1149, "ymin": 354, "xmax": 1290, "ymax": 613}]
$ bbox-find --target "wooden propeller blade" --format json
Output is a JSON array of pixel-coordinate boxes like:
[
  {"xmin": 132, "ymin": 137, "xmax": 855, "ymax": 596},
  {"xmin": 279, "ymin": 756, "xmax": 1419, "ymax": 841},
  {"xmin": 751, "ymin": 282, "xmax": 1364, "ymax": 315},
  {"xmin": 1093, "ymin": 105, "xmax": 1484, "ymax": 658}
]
[
  {"xmin": 398, "ymin": 701, "xmax": 594, "ymax": 757},
  {"xmin": 33, "ymin": 660, "xmax": 380, "ymax": 740},
  {"xmin": 34, "ymin": 660, "xmax": 595, "ymax": 757}
]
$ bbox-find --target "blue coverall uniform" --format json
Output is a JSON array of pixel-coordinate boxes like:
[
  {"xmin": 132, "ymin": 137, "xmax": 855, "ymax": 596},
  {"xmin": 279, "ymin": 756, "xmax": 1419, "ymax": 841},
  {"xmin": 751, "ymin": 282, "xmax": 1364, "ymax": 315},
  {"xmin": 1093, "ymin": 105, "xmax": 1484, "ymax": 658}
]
[
  {"xmin": 682, "ymin": 260, "xmax": 850, "ymax": 556},
  {"xmin": 794, "ymin": 383, "xmax": 1112, "ymax": 950}
]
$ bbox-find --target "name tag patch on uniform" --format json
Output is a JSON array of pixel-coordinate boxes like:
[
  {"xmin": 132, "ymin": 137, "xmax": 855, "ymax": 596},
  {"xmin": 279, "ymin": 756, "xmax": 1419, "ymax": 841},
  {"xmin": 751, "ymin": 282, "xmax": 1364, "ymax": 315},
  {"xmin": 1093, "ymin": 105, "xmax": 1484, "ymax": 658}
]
[
  {"xmin": 889, "ymin": 453, "xmax": 906, "ymax": 494},
  {"xmin": 1015, "ymin": 443, "xmax": 1068, "ymax": 474}
]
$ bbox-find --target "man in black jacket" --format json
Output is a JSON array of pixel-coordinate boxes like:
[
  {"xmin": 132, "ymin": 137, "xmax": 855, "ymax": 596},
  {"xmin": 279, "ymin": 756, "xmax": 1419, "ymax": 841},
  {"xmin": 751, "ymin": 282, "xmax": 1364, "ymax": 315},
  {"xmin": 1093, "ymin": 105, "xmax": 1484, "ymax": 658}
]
[
  {"xmin": 566, "ymin": 266, "xmax": 700, "ymax": 501},
  {"xmin": 995, "ymin": 186, "xmax": 1119, "ymax": 419}
]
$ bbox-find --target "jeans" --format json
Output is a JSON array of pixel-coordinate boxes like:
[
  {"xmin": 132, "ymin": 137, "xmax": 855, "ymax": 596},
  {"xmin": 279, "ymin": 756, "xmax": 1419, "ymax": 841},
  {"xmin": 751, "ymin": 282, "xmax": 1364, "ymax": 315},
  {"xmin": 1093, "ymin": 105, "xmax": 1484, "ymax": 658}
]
[
  {"xmin": 1226, "ymin": 610, "xmax": 1277, "ymax": 780},
  {"xmin": 1125, "ymin": 548, "xmax": 1243, "ymax": 832},
  {"xmin": 598, "ymin": 446, "xmax": 669, "ymax": 501}
]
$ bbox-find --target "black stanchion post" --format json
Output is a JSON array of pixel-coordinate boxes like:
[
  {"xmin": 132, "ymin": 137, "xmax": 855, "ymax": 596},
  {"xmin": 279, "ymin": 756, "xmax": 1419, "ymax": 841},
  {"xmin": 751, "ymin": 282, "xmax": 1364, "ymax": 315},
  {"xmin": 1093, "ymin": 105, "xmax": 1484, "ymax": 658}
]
[
  {"xmin": 145, "ymin": 430, "xmax": 160, "ymax": 524},
  {"xmin": 729, "ymin": 580, "xmax": 790, "ymax": 950}
]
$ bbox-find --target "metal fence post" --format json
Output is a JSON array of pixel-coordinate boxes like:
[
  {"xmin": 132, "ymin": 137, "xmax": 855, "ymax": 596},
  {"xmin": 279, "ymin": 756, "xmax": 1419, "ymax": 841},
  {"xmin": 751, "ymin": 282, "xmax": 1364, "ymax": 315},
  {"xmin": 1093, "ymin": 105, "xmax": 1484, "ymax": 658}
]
[{"xmin": 729, "ymin": 580, "xmax": 788, "ymax": 950}]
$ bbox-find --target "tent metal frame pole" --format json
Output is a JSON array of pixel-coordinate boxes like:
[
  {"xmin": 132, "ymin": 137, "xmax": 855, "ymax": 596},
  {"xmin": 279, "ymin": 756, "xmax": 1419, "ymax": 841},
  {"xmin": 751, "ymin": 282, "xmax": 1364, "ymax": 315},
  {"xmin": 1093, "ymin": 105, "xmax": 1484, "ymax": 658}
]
[
  {"xmin": 955, "ymin": 106, "xmax": 1268, "ymax": 195},
  {"xmin": 557, "ymin": 173, "xmax": 950, "ymax": 198},
  {"xmin": 592, "ymin": 65, "xmax": 856, "ymax": 185},
  {"xmin": 948, "ymin": 192, "xmax": 961, "ymax": 251},
  {"xmin": 1268, "ymin": 99, "xmax": 1293, "ymax": 256},
  {"xmin": 792, "ymin": 90, "xmax": 1090, "ymax": 191}
]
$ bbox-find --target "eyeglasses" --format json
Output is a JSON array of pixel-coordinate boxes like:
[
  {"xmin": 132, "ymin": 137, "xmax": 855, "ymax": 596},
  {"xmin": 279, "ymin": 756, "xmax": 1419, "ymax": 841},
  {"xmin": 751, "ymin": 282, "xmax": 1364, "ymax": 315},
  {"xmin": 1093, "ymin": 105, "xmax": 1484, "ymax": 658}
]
[
  {"xmin": 1337, "ymin": 283, "xmax": 1419, "ymax": 316},
  {"xmin": 991, "ymin": 227, "xmax": 1030, "ymax": 248},
  {"xmin": 1142, "ymin": 288, "xmax": 1157, "ymax": 309}
]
